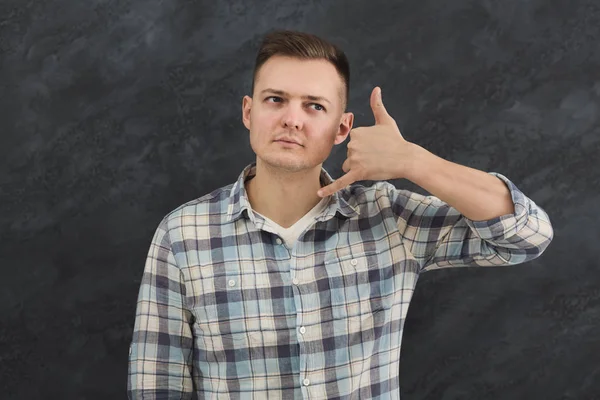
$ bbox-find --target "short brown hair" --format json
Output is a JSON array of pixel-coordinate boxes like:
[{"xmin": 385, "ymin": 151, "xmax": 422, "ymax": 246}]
[{"xmin": 251, "ymin": 30, "xmax": 350, "ymax": 110}]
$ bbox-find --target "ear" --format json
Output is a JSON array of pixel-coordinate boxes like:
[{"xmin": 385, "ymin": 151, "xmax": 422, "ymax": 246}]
[
  {"xmin": 334, "ymin": 112, "xmax": 354, "ymax": 145},
  {"xmin": 242, "ymin": 95, "xmax": 252, "ymax": 130}
]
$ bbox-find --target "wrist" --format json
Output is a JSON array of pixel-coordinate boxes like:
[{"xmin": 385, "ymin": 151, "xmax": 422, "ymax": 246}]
[{"xmin": 403, "ymin": 142, "xmax": 430, "ymax": 182}]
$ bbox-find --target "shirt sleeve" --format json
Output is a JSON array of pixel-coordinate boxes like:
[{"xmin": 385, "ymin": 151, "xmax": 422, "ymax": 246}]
[
  {"xmin": 127, "ymin": 217, "xmax": 195, "ymax": 399},
  {"xmin": 385, "ymin": 172, "xmax": 554, "ymax": 273}
]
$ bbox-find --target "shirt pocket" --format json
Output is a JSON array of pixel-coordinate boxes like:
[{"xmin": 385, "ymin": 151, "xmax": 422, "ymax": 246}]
[
  {"xmin": 191, "ymin": 270, "xmax": 261, "ymax": 342},
  {"xmin": 324, "ymin": 250, "xmax": 396, "ymax": 322}
]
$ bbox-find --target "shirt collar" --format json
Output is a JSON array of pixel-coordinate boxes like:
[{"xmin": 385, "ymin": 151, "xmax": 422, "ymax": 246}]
[{"xmin": 226, "ymin": 161, "xmax": 359, "ymax": 223}]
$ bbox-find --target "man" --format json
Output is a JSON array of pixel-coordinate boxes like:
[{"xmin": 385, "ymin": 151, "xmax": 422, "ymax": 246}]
[{"xmin": 128, "ymin": 29, "xmax": 554, "ymax": 399}]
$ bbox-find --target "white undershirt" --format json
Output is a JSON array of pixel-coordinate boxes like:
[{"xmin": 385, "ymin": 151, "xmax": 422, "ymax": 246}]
[{"xmin": 252, "ymin": 196, "xmax": 330, "ymax": 250}]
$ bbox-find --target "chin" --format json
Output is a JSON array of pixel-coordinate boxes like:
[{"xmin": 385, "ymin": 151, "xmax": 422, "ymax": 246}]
[{"xmin": 257, "ymin": 153, "xmax": 313, "ymax": 172}]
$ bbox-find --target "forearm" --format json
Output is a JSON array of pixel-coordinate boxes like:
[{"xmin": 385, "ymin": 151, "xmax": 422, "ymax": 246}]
[{"xmin": 404, "ymin": 143, "xmax": 515, "ymax": 222}]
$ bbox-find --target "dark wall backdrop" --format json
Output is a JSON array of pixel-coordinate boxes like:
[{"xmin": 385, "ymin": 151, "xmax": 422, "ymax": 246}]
[{"xmin": 1, "ymin": 0, "xmax": 599, "ymax": 399}]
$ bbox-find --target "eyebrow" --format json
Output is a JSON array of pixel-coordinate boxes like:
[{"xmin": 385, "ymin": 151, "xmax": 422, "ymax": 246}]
[{"xmin": 259, "ymin": 88, "xmax": 332, "ymax": 105}]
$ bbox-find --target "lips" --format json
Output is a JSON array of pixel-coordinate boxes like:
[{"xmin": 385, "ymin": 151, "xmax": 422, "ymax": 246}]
[{"xmin": 275, "ymin": 139, "xmax": 301, "ymax": 145}]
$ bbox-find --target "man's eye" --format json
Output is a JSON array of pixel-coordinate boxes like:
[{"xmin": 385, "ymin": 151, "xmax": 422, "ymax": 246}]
[{"xmin": 265, "ymin": 97, "xmax": 324, "ymax": 111}]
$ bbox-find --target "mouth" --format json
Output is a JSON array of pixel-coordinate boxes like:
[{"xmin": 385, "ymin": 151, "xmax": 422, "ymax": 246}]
[{"xmin": 275, "ymin": 140, "xmax": 301, "ymax": 146}]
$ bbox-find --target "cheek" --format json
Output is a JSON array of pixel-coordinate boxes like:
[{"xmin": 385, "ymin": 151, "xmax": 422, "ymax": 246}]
[
  {"xmin": 323, "ymin": 121, "xmax": 340, "ymax": 140},
  {"xmin": 252, "ymin": 110, "xmax": 277, "ymax": 130},
  {"xmin": 249, "ymin": 114, "xmax": 278, "ymax": 146}
]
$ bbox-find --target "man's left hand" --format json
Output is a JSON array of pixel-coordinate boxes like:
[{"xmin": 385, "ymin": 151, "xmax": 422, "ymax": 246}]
[{"xmin": 318, "ymin": 87, "xmax": 417, "ymax": 198}]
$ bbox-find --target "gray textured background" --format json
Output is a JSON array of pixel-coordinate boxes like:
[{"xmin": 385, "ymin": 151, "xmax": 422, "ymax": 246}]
[{"xmin": 1, "ymin": 0, "xmax": 599, "ymax": 399}]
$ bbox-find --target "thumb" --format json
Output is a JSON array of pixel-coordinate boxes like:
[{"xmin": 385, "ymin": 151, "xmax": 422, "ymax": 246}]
[{"xmin": 370, "ymin": 86, "xmax": 392, "ymax": 125}]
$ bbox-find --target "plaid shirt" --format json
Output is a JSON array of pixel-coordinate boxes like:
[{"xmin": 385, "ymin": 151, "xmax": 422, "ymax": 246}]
[{"xmin": 128, "ymin": 161, "xmax": 553, "ymax": 399}]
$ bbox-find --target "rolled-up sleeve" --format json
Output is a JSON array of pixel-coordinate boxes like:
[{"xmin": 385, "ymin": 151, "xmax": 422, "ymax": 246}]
[
  {"xmin": 386, "ymin": 172, "xmax": 554, "ymax": 272},
  {"xmin": 128, "ymin": 217, "xmax": 194, "ymax": 399}
]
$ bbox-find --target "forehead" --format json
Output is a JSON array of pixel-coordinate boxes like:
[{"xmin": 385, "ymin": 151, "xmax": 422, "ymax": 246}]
[{"xmin": 255, "ymin": 55, "xmax": 343, "ymax": 102}]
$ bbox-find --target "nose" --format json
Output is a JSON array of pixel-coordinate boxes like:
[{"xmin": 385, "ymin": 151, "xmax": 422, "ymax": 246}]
[{"xmin": 282, "ymin": 105, "xmax": 303, "ymax": 130}]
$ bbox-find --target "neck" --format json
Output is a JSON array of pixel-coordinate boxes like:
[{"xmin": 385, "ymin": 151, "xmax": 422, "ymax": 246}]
[{"xmin": 245, "ymin": 159, "xmax": 326, "ymax": 228}]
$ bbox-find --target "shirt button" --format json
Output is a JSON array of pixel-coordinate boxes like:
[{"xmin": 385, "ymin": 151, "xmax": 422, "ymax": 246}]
[
  {"xmin": 299, "ymin": 326, "xmax": 306, "ymax": 334},
  {"xmin": 303, "ymin": 378, "xmax": 310, "ymax": 386},
  {"xmin": 351, "ymin": 259, "xmax": 358, "ymax": 266},
  {"xmin": 276, "ymin": 238, "xmax": 282, "ymax": 245},
  {"xmin": 228, "ymin": 279, "xmax": 236, "ymax": 287},
  {"xmin": 292, "ymin": 278, "xmax": 299, "ymax": 285}
]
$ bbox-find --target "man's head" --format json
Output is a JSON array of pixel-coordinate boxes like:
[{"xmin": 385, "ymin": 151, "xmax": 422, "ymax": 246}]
[
  {"xmin": 242, "ymin": 30, "xmax": 354, "ymax": 174},
  {"xmin": 251, "ymin": 30, "xmax": 350, "ymax": 110}
]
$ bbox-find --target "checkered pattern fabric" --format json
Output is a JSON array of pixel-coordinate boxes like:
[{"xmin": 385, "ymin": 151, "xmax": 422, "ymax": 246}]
[{"xmin": 128, "ymin": 162, "xmax": 553, "ymax": 399}]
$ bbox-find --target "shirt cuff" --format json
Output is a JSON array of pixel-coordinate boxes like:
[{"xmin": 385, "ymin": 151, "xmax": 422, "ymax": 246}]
[{"xmin": 464, "ymin": 172, "xmax": 532, "ymax": 241}]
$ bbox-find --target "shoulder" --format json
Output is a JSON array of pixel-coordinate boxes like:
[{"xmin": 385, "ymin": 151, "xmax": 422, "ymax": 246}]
[{"xmin": 159, "ymin": 182, "xmax": 235, "ymax": 229}]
